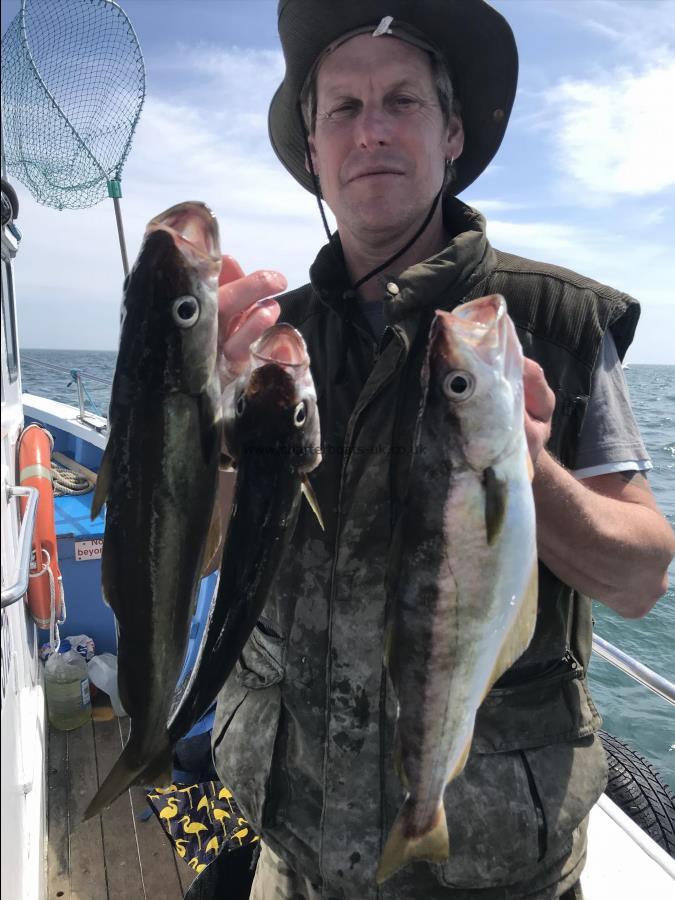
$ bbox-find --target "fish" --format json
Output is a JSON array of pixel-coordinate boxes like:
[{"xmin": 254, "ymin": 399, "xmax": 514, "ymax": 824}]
[
  {"xmin": 377, "ymin": 294, "xmax": 538, "ymax": 883},
  {"xmin": 83, "ymin": 201, "xmax": 223, "ymax": 821},
  {"xmin": 166, "ymin": 322, "xmax": 322, "ymax": 745}
]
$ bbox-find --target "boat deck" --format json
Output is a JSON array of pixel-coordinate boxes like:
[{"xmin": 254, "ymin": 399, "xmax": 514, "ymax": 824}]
[{"xmin": 47, "ymin": 703, "xmax": 196, "ymax": 900}]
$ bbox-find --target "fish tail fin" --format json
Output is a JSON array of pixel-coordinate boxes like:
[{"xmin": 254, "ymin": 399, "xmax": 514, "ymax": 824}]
[
  {"xmin": 376, "ymin": 801, "xmax": 449, "ymax": 884},
  {"xmin": 82, "ymin": 740, "xmax": 173, "ymax": 822}
]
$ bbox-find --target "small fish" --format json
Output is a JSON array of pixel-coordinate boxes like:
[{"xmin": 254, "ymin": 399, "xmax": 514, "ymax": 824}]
[
  {"xmin": 377, "ymin": 294, "xmax": 538, "ymax": 882},
  {"xmin": 167, "ymin": 323, "xmax": 322, "ymax": 743},
  {"xmin": 84, "ymin": 202, "xmax": 223, "ymax": 820}
]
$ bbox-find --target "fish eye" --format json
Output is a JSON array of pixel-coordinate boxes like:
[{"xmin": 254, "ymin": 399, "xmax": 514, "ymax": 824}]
[
  {"xmin": 293, "ymin": 401, "xmax": 307, "ymax": 427},
  {"xmin": 442, "ymin": 370, "xmax": 476, "ymax": 401},
  {"xmin": 235, "ymin": 394, "xmax": 246, "ymax": 417},
  {"xmin": 172, "ymin": 295, "xmax": 200, "ymax": 328}
]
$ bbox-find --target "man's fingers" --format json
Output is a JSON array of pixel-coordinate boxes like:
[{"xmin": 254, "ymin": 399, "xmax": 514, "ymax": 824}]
[
  {"xmin": 223, "ymin": 301, "xmax": 281, "ymax": 367},
  {"xmin": 219, "ymin": 255, "xmax": 246, "ymax": 286},
  {"xmin": 523, "ymin": 359, "xmax": 555, "ymax": 422},
  {"xmin": 218, "ymin": 269, "xmax": 287, "ymax": 332}
]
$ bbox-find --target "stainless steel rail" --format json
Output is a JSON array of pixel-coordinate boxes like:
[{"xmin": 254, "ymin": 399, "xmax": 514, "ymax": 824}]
[
  {"xmin": 21, "ymin": 354, "xmax": 111, "ymax": 385},
  {"xmin": 592, "ymin": 634, "xmax": 675, "ymax": 706},
  {"xmin": 1, "ymin": 485, "xmax": 39, "ymax": 608},
  {"xmin": 21, "ymin": 354, "xmax": 110, "ymax": 421}
]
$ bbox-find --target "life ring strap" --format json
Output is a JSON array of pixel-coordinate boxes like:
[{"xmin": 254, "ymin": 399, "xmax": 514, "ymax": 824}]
[{"xmin": 20, "ymin": 463, "xmax": 53, "ymax": 482}]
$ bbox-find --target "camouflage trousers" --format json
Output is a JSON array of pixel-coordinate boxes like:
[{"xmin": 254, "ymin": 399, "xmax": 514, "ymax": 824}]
[{"xmin": 249, "ymin": 843, "xmax": 585, "ymax": 900}]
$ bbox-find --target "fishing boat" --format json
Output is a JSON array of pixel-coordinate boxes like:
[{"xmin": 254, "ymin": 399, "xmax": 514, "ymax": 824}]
[{"xmin": 2, "ymin": 173, "xmax": 674, "ymax": 898}]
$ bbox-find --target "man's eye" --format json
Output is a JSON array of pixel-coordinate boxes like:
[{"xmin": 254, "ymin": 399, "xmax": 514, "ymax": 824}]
[
  {"xmin": 391, "ymin": 96, "xmax": 419, "ymax": 112},
  {"xmin": 328, "ymin": 102, "xmax": 357, "ymax": 119}
]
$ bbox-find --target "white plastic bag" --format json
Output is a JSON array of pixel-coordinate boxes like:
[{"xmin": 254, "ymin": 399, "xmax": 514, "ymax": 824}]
[{"xmin": 87, "ymin": 653, "xmax": 127, "ymax": 716}]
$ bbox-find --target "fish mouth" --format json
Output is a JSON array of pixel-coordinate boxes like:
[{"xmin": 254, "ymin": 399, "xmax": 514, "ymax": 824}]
[
  {"xmin": 252, "ymin": 323, "xmax": 309, "ymax": 371},
  {"xmin": 434, "ymin": 295, "xmax": 507, "ymax": 364},
  {"xmin": 147, "ymin": 201, "xmax": 221, "ymax": 273}
]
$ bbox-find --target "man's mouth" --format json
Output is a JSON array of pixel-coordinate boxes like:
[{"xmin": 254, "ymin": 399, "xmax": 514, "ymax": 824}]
[{"xmin": 347, "ymin": 168, "xmax": 404, "ymax": 183}]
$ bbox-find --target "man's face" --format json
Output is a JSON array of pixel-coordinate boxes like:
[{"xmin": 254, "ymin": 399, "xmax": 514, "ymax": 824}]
[{"xmin": 307, "ymin": 34, "xmax": 464, "ymax": 242}]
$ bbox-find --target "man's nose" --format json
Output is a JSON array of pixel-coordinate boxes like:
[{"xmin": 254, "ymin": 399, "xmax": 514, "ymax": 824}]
[{"xmin": 354, "ymin": 103, "xmax": 391, "ymax": 148}]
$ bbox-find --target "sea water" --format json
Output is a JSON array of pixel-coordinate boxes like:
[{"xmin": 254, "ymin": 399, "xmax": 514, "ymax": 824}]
[{"xmin": 21, "ymin": 350, "xmax": 675, "ymax": 788}]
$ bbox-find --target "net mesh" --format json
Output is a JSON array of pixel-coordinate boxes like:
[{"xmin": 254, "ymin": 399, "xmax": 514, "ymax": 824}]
[{"xmin": 1, "ymin": 0, "xmax": 145, "ymax": 209}]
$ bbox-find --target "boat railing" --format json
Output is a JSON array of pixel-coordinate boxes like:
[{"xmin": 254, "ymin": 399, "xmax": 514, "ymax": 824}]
[
  {"xmin": 21, "ymin": 354, "xmax": 110, "ymax": 426},
  {"xmin": 592, "ymin": 634, "xmax": 675, "ymax": 706},
  {"xmin": 1, "ymin": 485, "xmax": 39, "ymax": 608}
]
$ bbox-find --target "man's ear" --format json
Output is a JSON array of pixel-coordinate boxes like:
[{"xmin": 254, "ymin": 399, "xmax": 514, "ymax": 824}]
[
  {"xmin": 446, "ymin": 114, "xmax": 465, "ymax": 163},
  {"xmin": 305, "ymin": 135, "xmax": 318, "ymax": 175}
]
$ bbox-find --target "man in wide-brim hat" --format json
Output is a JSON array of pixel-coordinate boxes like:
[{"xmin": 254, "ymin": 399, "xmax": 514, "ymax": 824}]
[{"xmin": 212, "ymin": 2, "xmax": 675, "ymax": 898}]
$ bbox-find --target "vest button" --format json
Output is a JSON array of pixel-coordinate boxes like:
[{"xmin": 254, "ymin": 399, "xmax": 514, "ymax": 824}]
[{"xmin": 386, "ymin": 281, "xmax": 399, "ymax": 295}]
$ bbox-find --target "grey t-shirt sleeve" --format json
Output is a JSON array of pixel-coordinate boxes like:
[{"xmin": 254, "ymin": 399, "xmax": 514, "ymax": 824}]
[{"xmin": 573, "ymin": 330, "xmax": 652, "ymax": 479}]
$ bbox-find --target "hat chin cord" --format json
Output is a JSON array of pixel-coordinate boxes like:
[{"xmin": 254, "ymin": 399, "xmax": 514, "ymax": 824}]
[{"xmin": 300, "ymin": 108, "xmax": 447, "ymax": 293}]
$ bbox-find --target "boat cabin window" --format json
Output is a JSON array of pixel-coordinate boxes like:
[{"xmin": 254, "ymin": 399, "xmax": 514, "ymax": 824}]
[{"xmin": 2, "ymin": 259, "xmax": 19, "ymax": 386}]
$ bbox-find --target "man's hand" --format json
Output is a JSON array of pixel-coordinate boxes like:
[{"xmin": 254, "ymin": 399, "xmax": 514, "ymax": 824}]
[
  {"xmin": 218, "ymin": 256, "xmax": 286, "ymax": 381},
  {"xmin": 523, "ymin": 358, "xmax": 555, "ymax": 464}
]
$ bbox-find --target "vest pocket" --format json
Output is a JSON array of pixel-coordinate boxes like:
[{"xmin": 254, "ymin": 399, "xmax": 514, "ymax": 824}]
[
  {"xmin": 236, "ymin": 618, "xmax": 287, "ymax": 689},
  {"xmin": 211, "ymin": 620, "xmax": 287, "ymax": 831},
  {"xmin": 433, "ymin": 748, "xmax": 543, "ymax": 887},
  {"xmin": 433, "ymin": 734, "xmax": 607, "ymax": 889}
]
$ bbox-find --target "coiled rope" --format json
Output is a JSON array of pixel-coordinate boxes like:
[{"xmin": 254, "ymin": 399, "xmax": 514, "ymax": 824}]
[{"xmin": 52, "ymin": 460, "xmax": 92, "ymax": 496}]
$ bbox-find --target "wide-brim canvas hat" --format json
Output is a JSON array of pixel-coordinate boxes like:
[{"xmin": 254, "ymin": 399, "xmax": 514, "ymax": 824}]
[
  {"xmin": 268, "ymin": 0, "xmax": 518, "ymax": 194},
  {"xmin": 269, "ymin": 0, "xmax": 518, "ymax": 196}
]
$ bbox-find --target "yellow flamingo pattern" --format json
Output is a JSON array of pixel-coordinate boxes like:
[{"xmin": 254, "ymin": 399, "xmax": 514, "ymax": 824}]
[{"xmin": 146, "ymin": 779, "xmax": 259, "ymax": 872}]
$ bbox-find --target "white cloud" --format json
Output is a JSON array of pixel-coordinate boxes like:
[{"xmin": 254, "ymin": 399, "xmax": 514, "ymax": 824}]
[
  {"xmin": 462, "ymin": 198, "xmax": 526, "ymax": 214},
  {"xmin": 546, "ymin": 59, "xmax": 675, "ymax": 198},
  {"xmin": 541, "ymin": 0, "xmax": 675, "ymax": 62}
]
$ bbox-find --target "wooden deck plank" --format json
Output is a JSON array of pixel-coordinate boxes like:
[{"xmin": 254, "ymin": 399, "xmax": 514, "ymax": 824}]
[
  {"xmin": 176, "ymin": 852, "xmax": 197, "ymax": 896},
  {"xmin": 94, "ymin": 715, "xmax": 146, "ymax": 899},
  {"xmin": 67, "ymin": 718, "xmax": 109, "ymax": 900},
  {"xmin": 129, "ymin": 783, "xmax": 187, "ymax": 899},
  {"xmin": 47, "ymin": 725, "xmax": 70, "ymax": 899},
  {"xmin": 119, "ymin": 717, "xmax": 187, "ymax": 898}
]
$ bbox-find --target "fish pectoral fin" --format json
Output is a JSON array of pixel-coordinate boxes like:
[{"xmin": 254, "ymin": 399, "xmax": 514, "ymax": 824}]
[
  {"xmin": 91, "ymin": 448, "xmax": 112, "ymax": 520},
  {"xmin": 376, "ymin": 802, "xmax": 449, "ymax": 884},
  {"xmin": 301, "ymin": 475, "xmax": 324, "ymax": 531},
  {"xmin": 483, "ymin": 466, "xmax": 508, "ymax": 545},
  {"xmin": 219, "ymin": 451, "xmax": 235, "ymax": 472},
  {"xmin": 485, "ymin": 560, "xmax": 539, "ymax": 696}
]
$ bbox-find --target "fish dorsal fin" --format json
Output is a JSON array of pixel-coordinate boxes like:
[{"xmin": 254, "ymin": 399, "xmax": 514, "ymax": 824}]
[
  {"xmin": 91, "ymin": 448, "xmax": 111, "ymax": 520},
  {"xmin": 201, "ymin": 490, "xmax": 223, "ymax": 577},
  {"xmin": 484, "ymin": 466, "xmax": 508, "ymax": 545},
  {"xmin": 484, "ymin": 560, "xmax": 539, "ymax": 699},
  {"xmin": 301, "ymin": 475, "xmax": 324, "ymax": 531}
]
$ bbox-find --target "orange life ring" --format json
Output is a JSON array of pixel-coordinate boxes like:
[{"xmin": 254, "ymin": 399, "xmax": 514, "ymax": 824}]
[{"xmin": 17, "ymin": 424, "xmax": 64, "ymax": 628}]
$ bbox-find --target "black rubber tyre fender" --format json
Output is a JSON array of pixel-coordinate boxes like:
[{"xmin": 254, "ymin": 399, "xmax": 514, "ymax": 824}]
[{"xmin": 599, "ymin": 729, "xmax": 675, "ymax": 858}]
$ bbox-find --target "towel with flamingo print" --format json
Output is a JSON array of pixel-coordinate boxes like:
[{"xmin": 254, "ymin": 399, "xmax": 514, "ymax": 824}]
[{"xmin": 146, "ymin": 780, "xmax": 260, "ymax": 875}]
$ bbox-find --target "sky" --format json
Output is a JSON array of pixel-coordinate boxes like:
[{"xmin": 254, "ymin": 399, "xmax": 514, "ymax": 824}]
[{"xmin": 1, "ymin": 0, "xmax": 674, "ymax": 364}]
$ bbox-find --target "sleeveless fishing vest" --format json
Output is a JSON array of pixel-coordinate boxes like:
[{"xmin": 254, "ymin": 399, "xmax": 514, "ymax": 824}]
[{"xmin": 212, "ymin": 199, "xmax": 640, "ymax": 899}]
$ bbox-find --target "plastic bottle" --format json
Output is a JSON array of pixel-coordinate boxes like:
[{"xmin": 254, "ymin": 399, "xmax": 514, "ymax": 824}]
[{"xmin": 44, "ymin": 639, "xmax": 92, "ymax": 730}]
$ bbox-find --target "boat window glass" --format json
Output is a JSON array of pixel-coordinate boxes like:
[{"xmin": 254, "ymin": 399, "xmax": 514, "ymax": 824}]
[{"xmin": 2, "ymin": 260, "xmax": 19, "ymax": 385}]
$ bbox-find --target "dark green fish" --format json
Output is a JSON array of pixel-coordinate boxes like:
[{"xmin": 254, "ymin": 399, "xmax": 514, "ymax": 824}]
[
  {"xmin": 167, "ymin": 323, "xmax": 322, "ymax": 745},
  {"xmin": 84, "ymin": 201, "xmax": 223, "ymax": 820}
]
